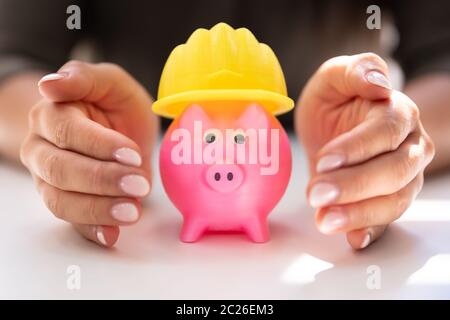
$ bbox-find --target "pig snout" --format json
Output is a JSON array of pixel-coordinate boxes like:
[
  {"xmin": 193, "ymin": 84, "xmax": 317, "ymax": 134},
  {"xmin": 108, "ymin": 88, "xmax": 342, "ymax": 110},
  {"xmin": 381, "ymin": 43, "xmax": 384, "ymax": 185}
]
[{"xmin": 205, "ymin": 164, "xmax": 244, "ymax": 193}]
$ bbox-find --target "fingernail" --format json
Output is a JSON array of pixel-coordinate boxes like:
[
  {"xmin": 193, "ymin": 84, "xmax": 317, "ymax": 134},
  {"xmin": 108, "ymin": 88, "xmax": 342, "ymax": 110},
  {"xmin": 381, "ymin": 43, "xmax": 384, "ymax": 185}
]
[
  {"xmin": 38, "ymin": 72, "xmax": 66, "ymax": 86},
  {"xmin": 360, "ymin": 232, "xmax": 372, "ymax": 249},
  {"xmin": 319, "ymin": 209, "xmax": 348, "ymax": 233},
  {"xmin": 95, "ymin": 226, "xmax": 108, "ymax": 246},
  {"xmin": 309, "ymin": 182, "xmax": 339, "ymax": 208},
  {"xmin": 111, "ymin": 203, "xmax": 139, "ymax": 222},
  {"xmin": 120, "ymin": 174, "xmax": 150, "ymax": 197},
  {"xmin": 316, "ymin": 154, "xmax": 345, "ymax": 173},
  {"xmin": 366, "ymin": 71, "xmax": 391, "ymax": 90},
  {"xmin": 113, "ymin": 148, "xmax": 142, "ymax": 167}
]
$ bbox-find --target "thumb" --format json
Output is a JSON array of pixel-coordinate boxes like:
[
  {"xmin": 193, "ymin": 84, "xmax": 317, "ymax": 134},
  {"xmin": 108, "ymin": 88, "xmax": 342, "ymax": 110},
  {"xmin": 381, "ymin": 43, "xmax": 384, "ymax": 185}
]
[
  {"xmin": 302, "ymin": 52, "xmax": 392, "ymax": 107},
  {"xmin": 37, "ymin": 60, "xmax": 152, "ymax": 111}
]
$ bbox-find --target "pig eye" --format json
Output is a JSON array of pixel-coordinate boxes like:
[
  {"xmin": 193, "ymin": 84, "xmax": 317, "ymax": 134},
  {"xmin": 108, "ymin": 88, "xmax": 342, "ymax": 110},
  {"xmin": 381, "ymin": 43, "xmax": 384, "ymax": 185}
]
[
  {"xmin": 204, "ymin": 132, "xmax": 216, "ymax": 144},
  {"xmin": 234, "ymin": 133, "xmax": 245, "ymax": 144}
]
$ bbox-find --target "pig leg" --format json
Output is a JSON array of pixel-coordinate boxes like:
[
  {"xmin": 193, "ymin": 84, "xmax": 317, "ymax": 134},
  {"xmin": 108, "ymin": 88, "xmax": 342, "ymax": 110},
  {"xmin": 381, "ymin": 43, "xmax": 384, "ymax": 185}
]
[
  {"xmin": 242, "ymin": 217, "xmax": 270, "ymax": 243},
  {"xmin": 180, "ymin": 218, "xmax": 207, "ymax": 243}
]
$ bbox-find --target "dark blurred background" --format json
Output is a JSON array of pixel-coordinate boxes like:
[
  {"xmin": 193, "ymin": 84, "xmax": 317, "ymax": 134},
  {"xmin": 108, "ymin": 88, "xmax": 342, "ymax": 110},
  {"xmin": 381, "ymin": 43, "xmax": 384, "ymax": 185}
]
[{"xmin": 1, "ymin": 0, "xmax": 449, "ymax": 129}]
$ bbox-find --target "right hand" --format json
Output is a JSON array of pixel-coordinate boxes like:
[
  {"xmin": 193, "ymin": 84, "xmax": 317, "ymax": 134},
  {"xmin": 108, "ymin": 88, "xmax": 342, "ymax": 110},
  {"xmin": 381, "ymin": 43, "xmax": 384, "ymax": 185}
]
[{"xmin": 20, "ymin": 61, "xmax": 159, "ymax": 247}]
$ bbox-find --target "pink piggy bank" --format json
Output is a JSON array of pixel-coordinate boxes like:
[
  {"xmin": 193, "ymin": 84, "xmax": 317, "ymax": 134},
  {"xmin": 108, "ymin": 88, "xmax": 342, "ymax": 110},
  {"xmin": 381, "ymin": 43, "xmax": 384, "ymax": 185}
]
[{"xmin": 159, "ymin": 102, "xmax": 292, "ymax": 243}]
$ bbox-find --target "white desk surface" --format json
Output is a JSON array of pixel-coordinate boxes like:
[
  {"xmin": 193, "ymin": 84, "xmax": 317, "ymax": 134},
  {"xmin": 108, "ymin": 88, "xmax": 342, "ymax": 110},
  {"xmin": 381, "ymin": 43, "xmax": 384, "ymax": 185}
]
[{"xmin": 1, "ymin": 138, "xmax": 450, "ymax": 300}]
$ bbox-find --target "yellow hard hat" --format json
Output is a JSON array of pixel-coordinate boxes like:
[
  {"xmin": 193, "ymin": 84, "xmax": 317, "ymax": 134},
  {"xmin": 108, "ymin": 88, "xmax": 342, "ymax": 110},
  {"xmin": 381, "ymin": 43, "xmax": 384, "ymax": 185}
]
[{"xmin": 152, "ymin": 22, "xmax": 294, "ymax": 118}]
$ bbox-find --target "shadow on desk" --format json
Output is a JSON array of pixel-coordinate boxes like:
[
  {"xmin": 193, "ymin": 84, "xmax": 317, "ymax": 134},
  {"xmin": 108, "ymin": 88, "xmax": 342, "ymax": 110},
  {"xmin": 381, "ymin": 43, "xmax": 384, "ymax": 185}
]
[{"xmin": 48, "ymin": 199, "xmax": 450, "ymax": 299}]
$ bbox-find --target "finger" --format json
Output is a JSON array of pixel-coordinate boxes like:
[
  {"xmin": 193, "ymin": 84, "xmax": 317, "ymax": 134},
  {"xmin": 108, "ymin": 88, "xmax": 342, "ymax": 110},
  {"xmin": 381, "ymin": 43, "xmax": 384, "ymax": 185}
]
[
  {"xmin": 37, "ymin": 60, "xmax": 151, "ymax": 111},
  {"xmin": 308, "ymin": 131, "xmax": 433, "ymax": 207},
  {"xmin": 315, "ymin": 173, "xmax": 423, "ymax": 234},
  {"xmin": 29, "ymin": 101, "xmax": 143, "ymax": 167},
  {"xmin": 302, "ymin": 52, "xmax": 392, "ymax": 107},
  {"xmin": 346, "ymin": 225, "xmax": 387, "ymax": 250},
  {"xmin": 73, "ymin": 224, "xmax": 120, "ymax": 248},
  {"xmin": 22, "ymin": 136, "xmax": 150, "ymax": 197},
  {"xmin": 36, "ymin": 177, "xmax": 142, "ymax": 225},
  {"xmin": 316, "ymin": 91, "xmax": 419, "ymax": 173}
]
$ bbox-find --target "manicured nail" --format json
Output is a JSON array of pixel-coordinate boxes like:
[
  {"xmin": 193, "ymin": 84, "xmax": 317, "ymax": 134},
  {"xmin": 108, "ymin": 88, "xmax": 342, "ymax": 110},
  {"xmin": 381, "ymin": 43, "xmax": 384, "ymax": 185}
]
[
  {"xmin": 113, "ymin": 148, "xmax": 142, "ymax": 167},
  {"xmin": 38, "ymin": 72, "xmax": 66, "ymax": 86},
  {"xmin": 360, "ymin": 232, "xmax": 372, "ymax": 249},
  {"xmin": 120, "ymin": 174, "xmax": 150, "ymax": 197},
  {"xmin": 316, "ymin": 154, "xmax": 345, "ymax": 173},
  {"xmin": 366, "ymin": 71, "xmax": 391, "ymax": 90},
  {"xmin": 111, "ymin": 203, "xmax": 139, "ymax": 222},
  {"xmin": 309, "ymin": 182, "xmax": 339, "ymax": 208},
  {"xmin": 319, "ymin": 209, "xmax": 348, "ymax": 233},
  {"xmin": 95, "ymin": 226, "xmax": 108, "ymax": 246}
]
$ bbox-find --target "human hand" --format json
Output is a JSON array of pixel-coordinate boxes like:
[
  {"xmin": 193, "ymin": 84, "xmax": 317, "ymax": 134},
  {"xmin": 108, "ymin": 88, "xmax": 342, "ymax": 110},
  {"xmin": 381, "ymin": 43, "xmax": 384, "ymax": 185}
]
[
  {"xmin": 295, "ymin": 53, "xmax": 435, "ymax": 249},
  {"xmin": 21, "ymin": 61, "xmax": 159, "ymax": 247}
]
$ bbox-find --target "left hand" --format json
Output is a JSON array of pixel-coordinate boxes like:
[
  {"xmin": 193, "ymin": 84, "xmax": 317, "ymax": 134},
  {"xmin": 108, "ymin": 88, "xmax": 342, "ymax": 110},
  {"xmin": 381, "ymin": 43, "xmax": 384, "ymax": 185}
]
[{"xmin": 295, "ymin": 53, "xmax": 435, "ymax": 249}]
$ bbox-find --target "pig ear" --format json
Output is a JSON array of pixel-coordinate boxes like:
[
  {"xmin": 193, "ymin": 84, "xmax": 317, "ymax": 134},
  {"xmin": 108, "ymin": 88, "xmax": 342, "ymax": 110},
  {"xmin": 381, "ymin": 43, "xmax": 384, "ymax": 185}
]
[
  {"xmin": 179, "ymin": 104, "xmax": 211, "ymax": 128},
  {"xmin": 237, "ymin": 103, "xmax": 269, "ymax": 129}
]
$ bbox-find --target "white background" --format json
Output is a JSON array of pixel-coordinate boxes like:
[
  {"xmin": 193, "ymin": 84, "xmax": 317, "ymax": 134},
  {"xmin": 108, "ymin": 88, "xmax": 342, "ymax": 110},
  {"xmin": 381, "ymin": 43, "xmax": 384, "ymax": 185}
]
[{"xmin": 1, "ymin": 138, "xmax": 450, "ymax": 299}]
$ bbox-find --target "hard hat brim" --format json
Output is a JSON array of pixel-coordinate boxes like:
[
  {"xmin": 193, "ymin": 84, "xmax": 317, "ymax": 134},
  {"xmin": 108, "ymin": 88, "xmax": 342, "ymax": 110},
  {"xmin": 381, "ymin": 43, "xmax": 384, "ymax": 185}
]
[{"xmin": 152, "ymin": 89, "xmax": 295, "ymax": 118}]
